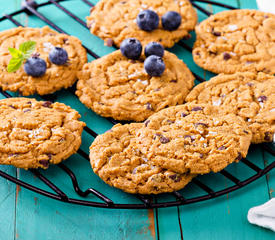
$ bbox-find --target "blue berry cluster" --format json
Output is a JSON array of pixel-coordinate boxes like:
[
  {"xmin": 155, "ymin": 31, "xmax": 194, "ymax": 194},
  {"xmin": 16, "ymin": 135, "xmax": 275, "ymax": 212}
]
[
  {"xmin": 120, "ymin": 38, "xmax": 165, "ymax": 77},
  {"xmin": 24, "ymin": 47, "xmax": 68, "ymax": 77},
  {"xmin": 136, "ymin": 10, "xmax": 181, "ymax": 32}
]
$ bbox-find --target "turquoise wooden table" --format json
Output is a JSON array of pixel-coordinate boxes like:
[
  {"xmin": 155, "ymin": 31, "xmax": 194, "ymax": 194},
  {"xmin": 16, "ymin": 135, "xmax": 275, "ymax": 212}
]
[{"xmin": 0, "ymin": 0, "xmax": 274, "ymax": 239}]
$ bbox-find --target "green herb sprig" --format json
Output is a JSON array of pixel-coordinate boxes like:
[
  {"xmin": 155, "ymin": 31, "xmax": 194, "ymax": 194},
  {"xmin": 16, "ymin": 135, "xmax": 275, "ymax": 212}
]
[{"xmin": 7, "ymin": 41, "xmax": 36, "ymax": 73}]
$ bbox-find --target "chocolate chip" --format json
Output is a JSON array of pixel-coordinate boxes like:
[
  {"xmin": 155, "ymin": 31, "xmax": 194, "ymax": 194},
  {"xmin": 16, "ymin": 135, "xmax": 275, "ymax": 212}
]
[
  {"xmin": 195, "ymin": 122, "xmax": 208, "ymax": 127},
  {"xmin": 181, "ymin": 112, "xmax": 188, "ymax": 117},
  {"xmin": 218, "ymin": 146, "xmax": 226, "ymax": 150},
  {"xmin": 47, "ymin": 153, "xmax": 52, "ymax": 160},
  {"xmin": 200, "ymin": 153, "xmax": 204, "ymax": 158},
  {"xmin": 212, "ymin": 29, "xmax": 221, "ymax": 36},
  {"xmin": 170, "ymin": 80, "xmax": 177, "ymax": 83},
  {"xmin": 153, "ymin": 133, "xmax": 161, "ymax": 140},
  {"xmin": 23, "ymin": 109, "xmax": 31, "ymax": 113},
  {"xmin": 181, "ymin": 34, "xmax": 190, "ymax": 40},
  {"xmin": 169, "ymin": 174, "xmax": 181, "ymax": 182},
  {"xmin": 27, "ymin": 101, "xmax": 32, "ymax": 104},
  {"xmin": 59, "ymin": 137, "xmax": 65, "ymax": 142},
  {"xmin": 264, "ymin": 132, "xmax": 272, "ymax": 141},
  {"xmin": 8, "ymin": 105, "xmax": 15, "ymax": 109},
  {"xmin": 167, "ymin": 120, "xmax": 175, "ymax": 124},
  {"xmin": 120, "ymin": 1, "xmax": 126, "ymax": 4},
  {"xmin": 246, "ymin": 82, "xmax": 253, "ymax": 87},
  {"xmin": 257, "ymin": 95, "xmax": 267, "ymax": 102},
  {"xmin": 63, "ymin": 38, "xmax": 69, "ymax": 44},
  {"xmin": 144, "ymin": 120, "xmax": 150, "ymax": 127},
  {"xmin": 39, "ymin": 160, "xmax": 49, "ymax": 167},
  {"xmin": 223, "ymin": 52, "xmax": 231, "ymax": 60},
  {"xmin": 105, "ymin": 38, "xmax": 114, "ymax": 47},
  {"xmin": 195, "ymin": 51, "xmax": 200, "ymax": 56},
  {"xmin": 236, "ymin": 152, "xmax": 242, "ymax": 161},
  {"xmin": 209, "ymin": 51, "xmax": 216, "ymax": 55},
  {"xmin": 42, "ymin": 101, "xmax": 52, "ymax": 108},
  {"xmin": 191, "ymin": 107, "xmax": 202, "ymax": 111},
  {"xmin": 146, "ymin": 102, "xmax": 153, "ymax": 110},
  {"xmin": 98, "ymin": 102, "xmax": 104, "ymax": 105},
  {"xmin": 159, "ymin": 136, "xmax": 170, "ymax": 144}
]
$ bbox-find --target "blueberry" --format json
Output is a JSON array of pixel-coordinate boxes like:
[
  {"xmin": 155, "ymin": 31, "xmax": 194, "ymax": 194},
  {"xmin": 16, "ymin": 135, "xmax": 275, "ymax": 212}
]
[
  {"xmin": 136, "ymin": 10, "xmax": 159, "ymax": 31},
  {"xmin": 120, "ymin": 38, "xmax": 142, "ymax": 60},
  {"xmin": 145, "ymin": 42, "xmax": 164, "ymax": 57},
  {"xmin": 161, "ymin": 11, "xmax": 182, "ymax": 31},
  {"xmin": 144, "ymin": 55, "xmax": 165, "ymax": 77},
  {"xmin": 49, "ymin": 47, "xmax": 68, "ymax": 65},
  {"xmin": 24, "ymin": 57, "xmax": 47, "ymax": 77}
]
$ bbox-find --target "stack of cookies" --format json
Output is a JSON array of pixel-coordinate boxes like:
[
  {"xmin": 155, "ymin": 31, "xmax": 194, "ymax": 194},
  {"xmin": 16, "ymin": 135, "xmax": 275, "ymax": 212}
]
[
  {"xmin": 0, "ymin": 1, "xmax": 274, "ymax": 196},
  {"xmin": 86, "ymin": 4, "xmax": 275, "ymax": 194}
]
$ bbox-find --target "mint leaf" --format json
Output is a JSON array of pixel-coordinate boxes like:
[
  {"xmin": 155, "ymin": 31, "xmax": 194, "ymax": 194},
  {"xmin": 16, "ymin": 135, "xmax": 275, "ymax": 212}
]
[
  {"xmin": 19, "ymin": 40, "xmax": 36, "ymax": 58},
  {"xmin": 7, "ymin": 40, "xmax": 37, "ymax": 73},
  {"xmin": 8, "ymin": 48, "xmax": 23, "ymax": 58},
  {"xmin": 7, "ymin": 58, "xmax": 24, "ymax": 73}
]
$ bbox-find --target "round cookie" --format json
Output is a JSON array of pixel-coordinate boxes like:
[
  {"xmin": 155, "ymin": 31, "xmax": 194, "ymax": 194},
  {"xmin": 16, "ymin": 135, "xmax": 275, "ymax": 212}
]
[
  {"xmin": 193, "ymin": 10, "xmax": 275, "ymax": 74},
  {"xmin": 0, "ymin": 26, "xmax": 87, "ymax": 95},
  {"xmin": 90, "ymin": 123, "xmax": 195, "ymax": 194},
  {"xmin": 87, "ymin": 0, "xmax": 197, "ymax": 48},
  {"xmin": 0, "ymin": 97, "xmax": 85, "ymax": 169},
  {"xmin": 76, "ymin": 50, "xmax": 194, "ymax": 121},
  {"xmin": 186, "ymin": 72, "xmax": 275, "ymax": 144},
  {"xmin": 143, "ymin": 103, "xmax": 252, "ymax": 174}
]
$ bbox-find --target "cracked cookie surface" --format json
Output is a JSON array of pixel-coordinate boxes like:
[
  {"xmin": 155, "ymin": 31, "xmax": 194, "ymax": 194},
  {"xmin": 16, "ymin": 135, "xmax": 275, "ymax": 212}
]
[
  {"xmin": 193, "ymin": 10, "xmax": 275, "ymax": 74},
  {"xmin": 76, "ymin": 50, "xmax": 194, "ymax": 121},
  {"xmin": 90, "ymin": 102, "xmax": 251, "ymax": 190},
  {"xmin": 0, "ymin": 98, "xmax": 85, "ymax": 169},
  {"xmin": 0, "ymin": 26, "xmax": 87, "ymax": 95},
  {"xmin": 143, "ymin": 103, "xmax": 251, "ymax": 174},
  {"xmin": 87, "ymin": 0, "xmax": 197, "ymax": 48},
  {"xmin": 90, "ymin": 123, "xmax": 195, "ymax": 194},
  {"xmin": 186, "ymin": 72, "xmax": 275, "ymax": 143}
]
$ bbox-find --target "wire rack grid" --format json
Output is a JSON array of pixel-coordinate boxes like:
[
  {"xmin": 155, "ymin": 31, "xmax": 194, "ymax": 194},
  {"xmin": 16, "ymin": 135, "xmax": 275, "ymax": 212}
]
[{"xmin": 0, "ymin": 0, "xmax": 274, "ymax": 209}]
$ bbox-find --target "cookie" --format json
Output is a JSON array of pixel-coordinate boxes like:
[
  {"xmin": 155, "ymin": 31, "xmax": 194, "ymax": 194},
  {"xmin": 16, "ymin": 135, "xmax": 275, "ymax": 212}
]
[
  {"xmin": 0, "ymin": 26, "xmax": 87, "ymax": 95},
  {"xmin": 87, "ymin": 0, "xmax": 197, "ymax": 48},
  {"xmin": 142, "ymin": 103, "xmax": 251, "ymax": 174},
  {"xmin": 76, "ymin": 50, "xmax": 194, "ymax": 121},
  {"xmin": 90, "ymin": 123, "xmax": 195, "ymax": 194},
  {"xmin": 193, "ymin": 10, "xmax": 275, "ymax": 74},
  {"xmin": 186, "ymin": 72, "xmax": 275, "ymax": 144},
  {"xmin": 90, "ymin": 103, "xmax": 251, "ymax": 180},
  {"xmin": 0, "ymin": 97, "xmax": 85, "ymax": 169}
]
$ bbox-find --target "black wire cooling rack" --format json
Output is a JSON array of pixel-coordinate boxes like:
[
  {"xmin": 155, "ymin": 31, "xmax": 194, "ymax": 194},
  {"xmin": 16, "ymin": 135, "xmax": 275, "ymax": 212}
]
[{"xmin": 0, "ymin": 0, "xmax": 274, "ymax": 209}]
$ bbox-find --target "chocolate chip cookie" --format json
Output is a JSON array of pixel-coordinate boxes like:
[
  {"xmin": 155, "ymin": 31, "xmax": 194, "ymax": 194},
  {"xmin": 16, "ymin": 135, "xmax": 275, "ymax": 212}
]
[
  {"xmin": 143, "ymin": 103, "xmax": 251, "ymax": 174},
  {"xmin": 90, "ymin": 123, "xmax": 195, "ymax": 194},
  {"xmin": 0, "ymin": 26, "xmax": 87, "ymax": 95},
  {"xmin": 76, "ymin": 50, "xmax": 194, "ymax": 121},
  {"xmin": 186, "ymin": 72, "xmax": 275, "ymax": 143},
  {"xmin": 193, "ymin": 10, "xmax": 275, "ymax": 74},
  {"xmin": 87, "ymin": 0, "xmax": 197, "ymax": 48},
  {"xmin": 0, "ymin": 97, "xmax": 85, "ymax": 169},
  {"xmin": 90, "ymin": 102, "xmax": 251, "ymax": 188}
]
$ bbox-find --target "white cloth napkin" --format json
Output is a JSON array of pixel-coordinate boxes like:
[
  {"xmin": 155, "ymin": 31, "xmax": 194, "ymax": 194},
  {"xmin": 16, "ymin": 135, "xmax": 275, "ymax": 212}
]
[
  {"xmin": 247, "ymin": 198, "xmax": 275, "ymax": 231},
  {"xmin": 256, "ymin": 0, "xmax": 275, "ymax": 14}
]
